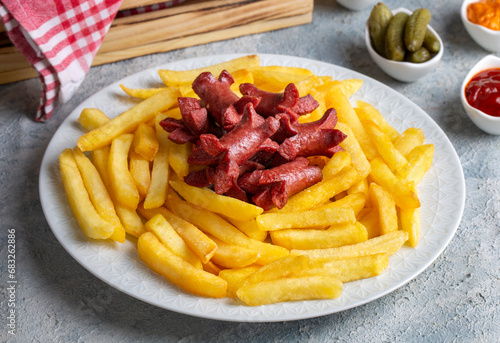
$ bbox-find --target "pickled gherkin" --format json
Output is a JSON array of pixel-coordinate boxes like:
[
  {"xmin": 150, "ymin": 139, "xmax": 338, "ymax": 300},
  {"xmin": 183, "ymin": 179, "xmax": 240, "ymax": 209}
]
[
  {"xmin": 404, "ymin": 8, "xmax": 431, "ymax": 52},
  {"xmin": 368, "ymin": 3, "xmax": 393, "ymax": 57},
  {"xmin": 385, "ymin": 12, "xmax": 409, "ymax": 61},
  {"xmin": 423, "ymin": 29, "xmax": 440, "ymax": 53},
  {"xmin": 405, "ymin": 47, "xmax": 431, "ymax": 63}
]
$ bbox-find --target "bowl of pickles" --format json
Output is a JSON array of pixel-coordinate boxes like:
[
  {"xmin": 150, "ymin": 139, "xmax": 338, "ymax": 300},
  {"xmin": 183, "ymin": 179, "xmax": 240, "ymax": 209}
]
[{"xmin": 364, "ymin": 3, "xmax": 443, "ymax": 82}]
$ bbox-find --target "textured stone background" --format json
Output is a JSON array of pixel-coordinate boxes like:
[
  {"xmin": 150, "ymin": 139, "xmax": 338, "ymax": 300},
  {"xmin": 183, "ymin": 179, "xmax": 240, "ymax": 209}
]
[{"xmin": 0, "ymin": 0, "xmax": 498, "ymax": 342}]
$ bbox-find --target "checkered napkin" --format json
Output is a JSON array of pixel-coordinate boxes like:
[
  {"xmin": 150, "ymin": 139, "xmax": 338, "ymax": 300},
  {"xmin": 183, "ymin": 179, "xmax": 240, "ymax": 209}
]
[{"xmin": 0, "ymin": 0, "xmax": 123, "ymax": 122}]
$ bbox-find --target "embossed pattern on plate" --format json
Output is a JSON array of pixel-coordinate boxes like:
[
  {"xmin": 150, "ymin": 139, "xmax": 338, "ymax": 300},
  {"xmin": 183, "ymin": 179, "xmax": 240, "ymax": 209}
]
[{"xmin": 39, "ymin": 54, "xmax": 465, "ymax": 322}]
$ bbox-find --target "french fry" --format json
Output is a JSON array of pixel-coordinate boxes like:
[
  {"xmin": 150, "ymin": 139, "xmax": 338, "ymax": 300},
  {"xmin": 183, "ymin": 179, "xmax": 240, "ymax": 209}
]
[
  {"xmin": 137, "ymin": 232, "xmax": 227, "ymax": 298},
  {"xmin": 248, "ymin": 65, "xmax": 313, "ymax": 89},
  {"xmin": 202, "ymin": 260, "xmax": 223, "ymax": 275},
  {"xmin": 363, "ymin": 119, "xmax": 407, "ymax": 173},
  {"xmin": 321, "ymin": 150, "xmax": 352, "ymax": 179},
  {"xmin": 369, "ymin": 183, "xmax": 398, "ymax": 235},
  {"xmin": 78, "ymin": 108, "xmax": 111, "ymax": 130},
  {"xmin": 270, "ymin": 222, "xmax": 368, "ymax": 250},
  {"xmin": 316, "ymin": 192, "xmax": 367, "ymax": 216},
  {"xmin": 295, "ymin": 253, "xmax": 389, "ymax": 283},
  {"xmin": 178, "ymin": 85, "xmax": 197, "ymax": 98},
  {"xmin": 397, "ymin": 144, "xmax": 434, "ymax": 183},
  {"xmin": 73, "ymin": 147, "xmax": 126, "ymax": 243},
  {"xmin": 400, "ymin": 206, "xmax": 420, "ymax": 247},
  {"xmin": 275, "ymin": 166, "xmax": 360, "ymax": 213},
  {"xmin": 114, "ymin": 201, "xmax": 145, "ymax": 238},
  {"xmin": 119, "ymin": 84, "xmax": 165, "ymax": 99},
  {"xmin": 132, "ymin": 122, "xmax": 159, "ymax": 161},
  {"xmin": 321, "ymin": 79, "xmax": 364, "ymax": 98},
  {"xmin": 77, "ymin": 87, "xmax": 180, "ymax": 151},
  {"xmin": 137, "ymin": 203, "xmax": 217, "ymax": 264},
  {"xmin": 327, "ymin": 87, "xmax": 378, "ymax": 160},
  {"xmin": 169, "ymin": 179, "xmax": 263, "ymax": 221},
  {"xmin": 347, "ymin": 178, "xmax": 369, "ymax": 197},
  {"xmin": 294, "ymin": 75, "xmax": 326, "ymax": 97},
  {"xmin": 357, "ymin": 207, "xmax": 380, "ymax": 239},
  {"xmin": 219, "ymin": 266, "xmax": 260, "ymax": 298},
  {"xmin": 158, "ymin": 55, "xmax": 260, "ymax": 87},
  {"xmin": 77, "ymin": 109, "xmax": 113, "ymax": 190},
  {"xmin": 59, "ymin": 149, "xmax": 115, "ymax": 240},
  {"xmin": 393, "ymin": 127, "xmax": 425, "ymax": 157},
  {"xmin": 143, "ymin": 115, "xmax": 170, "ymax": 209},
  {"xmin": 208, "ymin": 235, "xmax": 260, "ymax": 269},
  {"xmin": 167, "ymin": 140, "xmax": 191, "ymax": 179},
  {"xmin": 129, "ymin": 151, "xmax": 151, "ymax": 198},
  {"xmin": 256, "ymin": 207, "xmax": 356, "ymax": 231},
  {"xmin": 108, "ymin": 134, "xmax": 140, "ymax": 209},
  {"xmin": 355, "ymin": 101, "xmax": 399, "ymax": 141},
  {"xmin": 291, "ymin": 230, "xmax": 409, "ymax": 262},
  {"xmin": 336, "ymin": 122, "xmax": 371, "ymax": 179},
  {"xmin": 240, "ymin": 255, "xmax": 312, "ymax": 286},
  {"xmin": 163, "ymin": 106, "xmax": 182, "ymax": 120},
  {"xmin": 236, "ymin": 276, "xmax": 342, "ymax": 306},
  {"xmin": 229, "ymin": 68, "xmax": 254, "ymax": 96},
  {"xmin": 223, "ymin": 217, "xmax": 268, "ymax": 242},
  {"xmin": 145, "ymin": 214, "xmax": 202, "ymax": 269},
  {"xmin": 166, "ymin": 195, "xmax": 288, "ymax": 265},
  {"xmin": 369, "ymin": 157, "xmax": 420, "ymax": 210}
]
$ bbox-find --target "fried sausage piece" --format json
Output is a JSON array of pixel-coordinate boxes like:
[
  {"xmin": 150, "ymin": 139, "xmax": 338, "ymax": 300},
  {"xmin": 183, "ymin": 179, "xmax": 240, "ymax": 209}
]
[
  {"xmin": 239, "ymin": 83, "xmax": 319, "ymax": 117},
  {"xmin": 196, "ymin": 103, "xmax": 279, "ymax": 194},
  {"xmin": 242, "ymin": 157, "xmax": 322, "ymax": 210},
  {"xmin": 277, "ymin": 108, "xmax": 346, "ymax": 161},
  {"xmin": 160, "ymin": 97, "xmax": 217, "ymax": 144},
  {"xmin": 260, "ymin": 157, "xmax": 323, "ymax": 209},
  {"xmin": 192, "ymin": 70, "xmax": 242, "ymax": 131}
]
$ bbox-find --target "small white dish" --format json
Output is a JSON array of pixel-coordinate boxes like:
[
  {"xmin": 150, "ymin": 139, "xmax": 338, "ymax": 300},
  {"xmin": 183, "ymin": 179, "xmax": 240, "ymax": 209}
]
[
  {"xmin": 364, "ymin": 7, "xmax": 443, "ymax": 82},
  {"xmin": 337, "ymin": 0, "xmax": 376, "ymax": 11},
  {"xmin": 461, "ymin": 0, "xmax": 500, "ymax": 52},
  {"xmin": 460, "ymin": 54, "xmax": 500, "ymax": 135}
]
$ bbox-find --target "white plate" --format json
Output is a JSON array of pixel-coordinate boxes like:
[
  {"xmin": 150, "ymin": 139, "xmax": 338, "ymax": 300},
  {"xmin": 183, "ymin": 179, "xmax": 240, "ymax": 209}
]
[{"xmin": 39, "ymin": 54, "xmax": 465, "ymax": 322}]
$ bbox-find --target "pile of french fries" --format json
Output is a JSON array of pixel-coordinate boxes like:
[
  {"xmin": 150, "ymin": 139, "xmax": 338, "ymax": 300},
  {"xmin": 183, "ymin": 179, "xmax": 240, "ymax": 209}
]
[{"xmin": 59, "ymin": 55, "xmax": 434, "ymax": 306}]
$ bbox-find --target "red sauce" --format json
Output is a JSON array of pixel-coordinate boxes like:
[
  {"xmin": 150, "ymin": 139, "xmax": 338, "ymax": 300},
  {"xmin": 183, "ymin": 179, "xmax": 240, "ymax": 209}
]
[{"xmin": 465, "ymin": 68, "xmax": 500, "ymax": 117}]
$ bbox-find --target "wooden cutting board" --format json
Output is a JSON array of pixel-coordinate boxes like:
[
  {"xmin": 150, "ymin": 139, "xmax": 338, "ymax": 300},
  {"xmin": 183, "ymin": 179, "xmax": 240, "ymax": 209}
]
[{"xmin": 0, "ymin": 0, "xmax": 313, "ymax": 85}]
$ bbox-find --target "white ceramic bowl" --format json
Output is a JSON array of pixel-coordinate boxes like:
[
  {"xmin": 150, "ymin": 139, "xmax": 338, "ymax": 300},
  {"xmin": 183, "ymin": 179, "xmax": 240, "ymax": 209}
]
[
  {"xmin": 364, "ymin": 7, "xmax": 443, "ymax": 82},
  {"xmin": 337, "ymin": 0, "xmax": 376, "ymax": 11},
  {"xmin": 460, "ymin": 54, "xmax": 500, "ymax": 135},
  {"xmin": 461, "ymin": 0, "xmax": 500, "ymax": 52}
]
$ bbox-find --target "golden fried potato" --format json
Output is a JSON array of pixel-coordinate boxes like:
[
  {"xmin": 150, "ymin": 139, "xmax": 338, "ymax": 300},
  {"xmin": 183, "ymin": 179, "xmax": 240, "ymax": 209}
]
[
  {"xmin": 73, "ymin": 147, "xmax": 125, "ymax": 243},
  {"xmin": 77, "ymin": 88, "xmax": 180, "ymax": 151},
  {"xmin": 236, "ymin": 276, "xmax": 342, "ymax": 306},
  {"xmin": 137, "ymin": 232, "xmax": 227, "ymax": 298},
  {"xmin": 137, "ymin": 203, "xmax": 217, "ymax": 264},
  {"xmin": 143, "ymin": 115, "xmax": 170, "ymax": 209},
  {"xmin": 59, "ymin": 148, "xmax": 115, "ymax": 240},
  {"xmin": 291, "ymin": 230, "xmax": 409, "ymax": 261},
  {"xmin": 145, "ymin": 214, "xmax": 202, "ymax": 269},
  {"xmin": 108, "ymin": 134, "xmax": 140, "ymax": 209},
  {"xmin": 132, "ymin": 122, "xmax": 159, "ymax": 161},
  {"xmin": 256, "ymin": 207, "xmax": 356, "ymax": 231},
  {"xmin": 270, "ymin": 221, "xmax": 368, "ymax": 250},
  {"xmin": 169, "ymin": 179, "xmax": 263, "ymax": 221}
]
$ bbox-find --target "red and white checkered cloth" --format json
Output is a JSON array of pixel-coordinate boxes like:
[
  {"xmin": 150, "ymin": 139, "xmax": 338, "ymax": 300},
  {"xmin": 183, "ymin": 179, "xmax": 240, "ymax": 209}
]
[
  {"xmin": 0, "ymin": 0, "xmax": 186, "ymax": 122},
  {"xmin": 0, "ymin": 0, "xmax": 123, "ymax": 121}
]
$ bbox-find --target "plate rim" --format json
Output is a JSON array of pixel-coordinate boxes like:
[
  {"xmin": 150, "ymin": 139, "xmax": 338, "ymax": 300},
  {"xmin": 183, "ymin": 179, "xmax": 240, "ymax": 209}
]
[{"xmin": 39, "ymin": 53, "xmax": 466, "ymax": 322}]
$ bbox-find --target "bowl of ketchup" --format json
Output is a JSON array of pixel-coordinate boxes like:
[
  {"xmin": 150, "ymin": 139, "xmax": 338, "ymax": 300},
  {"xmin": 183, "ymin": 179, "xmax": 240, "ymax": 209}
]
[{"xmin": 461, "ymin": 54, "xmax": 500, "ymax": 135}]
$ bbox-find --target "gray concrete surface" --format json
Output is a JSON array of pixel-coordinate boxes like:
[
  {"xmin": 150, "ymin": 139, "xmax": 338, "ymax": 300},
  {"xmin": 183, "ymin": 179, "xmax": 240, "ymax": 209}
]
[{"xmin": 0, "ymin": 0, "xmax": 498, "ymax": 342}]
